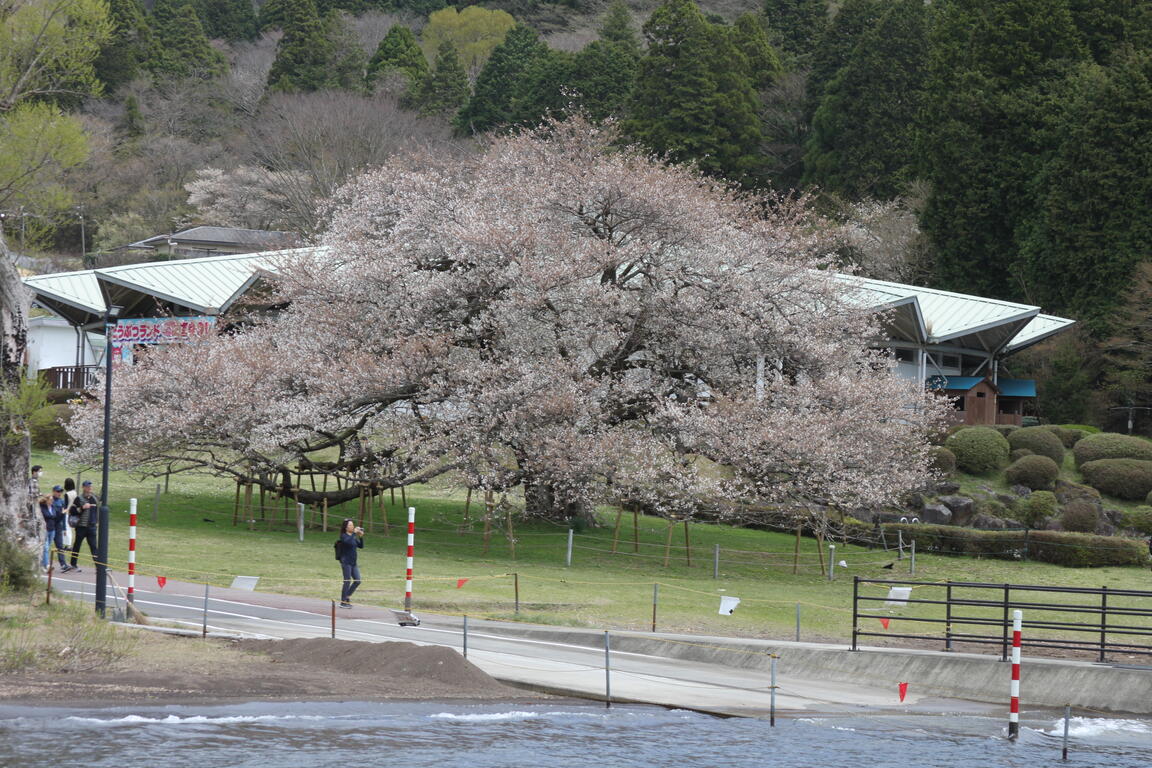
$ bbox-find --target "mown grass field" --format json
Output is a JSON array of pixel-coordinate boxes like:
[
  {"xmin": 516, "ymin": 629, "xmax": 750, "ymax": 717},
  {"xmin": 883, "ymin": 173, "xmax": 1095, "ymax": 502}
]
[{"xmin": 31, "ymin": 450, "xmax": 1152, "ymax": 649}]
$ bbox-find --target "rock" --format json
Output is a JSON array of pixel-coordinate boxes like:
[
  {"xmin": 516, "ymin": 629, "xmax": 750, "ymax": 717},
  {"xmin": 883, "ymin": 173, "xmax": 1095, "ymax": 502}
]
[
  {"xmin": 996, "ymin": 493, "xmax": 1021, "ymax": 508},
  {"xmin": 1043, "ymin": 517, "xmax": 1063, "ymax": 531},
  {"xmin": 1009, "ymin": 485, "xmax": 1033, "ymax": 498},
  {"xmin": 919, "ymin": 504, "xmax": 953, "ymax": 526},
  {"xmin": 972, "ymin": 513, "xmax": 1008, "ymax": 530},
  {"xmin": 1095, "ymin": 521, "xmax": 1116, "ymax": 537},
  {"xmin": 935, "ymin": 482, "xmax": 961, "ymax": 495},
  {"xmin": 1104, "ymin": 509, "xmax": 1125, "ymax": 526},
  {"xmin": 1002, "ymin": 519, "xmax": 1026, "ymax": 530},
  {"xmin": 902, "ymin": 493, "xmax": 925, "ymax": 511},
  {"xmin": 937, "ymin": 495, "xmax": 973, "ymax": 524},
  {"xmin": 1055, "ymin": 479, "xmax": 1102, "ymax": 508}
]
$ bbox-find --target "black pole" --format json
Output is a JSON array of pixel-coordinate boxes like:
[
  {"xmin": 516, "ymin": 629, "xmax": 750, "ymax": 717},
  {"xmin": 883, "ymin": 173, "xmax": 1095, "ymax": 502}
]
[{"xmin": 95, "ymin": 309, "xmax": 115, "ymax": 617}]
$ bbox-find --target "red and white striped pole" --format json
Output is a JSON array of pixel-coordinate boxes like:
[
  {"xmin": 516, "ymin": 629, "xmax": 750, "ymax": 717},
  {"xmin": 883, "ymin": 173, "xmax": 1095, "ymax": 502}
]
[
  {"xmin": 127, "ymin": 498, "xmax": 137, "ymax": 604},
  {"xmin": 1009, "ymin": 608, "xmax": 1022, "ymax": 740},
  {"xmin": 404, "ymin": 506, "xmax": 415, "ymax": 612}
]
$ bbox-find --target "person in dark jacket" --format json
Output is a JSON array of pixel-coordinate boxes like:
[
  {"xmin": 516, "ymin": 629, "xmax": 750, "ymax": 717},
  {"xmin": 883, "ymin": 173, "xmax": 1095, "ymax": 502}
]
[
  {"xmin": 69, "ymin": 480, "xmax": 99, "ymax": 572},
  {"xmin": 42, "ymin": 486, "xmax": 69, "ymax": 571},
  {"xmin": 336, "ymin": 518, "xmax": 364, "ymax": 608}
]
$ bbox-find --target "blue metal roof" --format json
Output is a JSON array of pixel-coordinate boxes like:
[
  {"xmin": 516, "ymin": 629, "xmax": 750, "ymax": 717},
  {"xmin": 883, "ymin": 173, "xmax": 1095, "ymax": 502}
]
[
  {"xmin": 997, "ymin": 378, "xmax": 1037, "ymax": 398},
  {"xmin": 926, "ymin": 375, "xmax": 986, "ymax": 392}
]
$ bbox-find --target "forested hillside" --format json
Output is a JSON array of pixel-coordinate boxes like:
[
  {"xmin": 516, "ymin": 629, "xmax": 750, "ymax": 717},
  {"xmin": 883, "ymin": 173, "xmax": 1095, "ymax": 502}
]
[{"xmin": 2, "ymin": 0, "xmax": 1151, "ymax": 428}]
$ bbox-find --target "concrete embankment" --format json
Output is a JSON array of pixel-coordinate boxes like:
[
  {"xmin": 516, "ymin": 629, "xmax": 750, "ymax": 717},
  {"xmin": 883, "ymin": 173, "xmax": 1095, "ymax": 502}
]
[{"xmin": 479, "ymin": 624, "xmax": 1152, "ymax": 715}]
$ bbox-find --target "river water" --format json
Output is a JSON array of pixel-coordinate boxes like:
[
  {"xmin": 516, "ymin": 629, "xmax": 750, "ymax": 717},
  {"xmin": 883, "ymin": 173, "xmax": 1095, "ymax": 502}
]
[{"xmin": 3, "ymin": 701, "xmax": 1152, "ymax": 767}]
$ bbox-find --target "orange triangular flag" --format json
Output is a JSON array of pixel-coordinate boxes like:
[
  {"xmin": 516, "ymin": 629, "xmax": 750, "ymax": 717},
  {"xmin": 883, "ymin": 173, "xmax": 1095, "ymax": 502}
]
[
  {"xmin": 156, "ymin": 576, "xmax": 167, "ymax": 589},
  {"xmin": 456, "ymin": 578, "xmax": 469, "ymax": 589},
  {"xmin": 898, "ymin": 682, "xmax": 909, "ymax": 702},
  {"xmin": 880, "ymin": 617, "xmax": 890, "ymax": 630}
]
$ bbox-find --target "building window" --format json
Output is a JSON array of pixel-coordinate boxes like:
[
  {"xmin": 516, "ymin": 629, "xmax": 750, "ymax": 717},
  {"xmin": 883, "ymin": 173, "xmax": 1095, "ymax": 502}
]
[{"xmin": 894, "ymin": 348, "xmax": 914, "ymax": 363}]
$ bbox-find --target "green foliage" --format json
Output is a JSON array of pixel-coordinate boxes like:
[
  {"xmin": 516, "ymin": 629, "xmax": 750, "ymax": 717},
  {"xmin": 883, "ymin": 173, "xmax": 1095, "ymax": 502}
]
[
  {"xmin": 944, "ymin": 426, "xmax": 1010, "ymax": 474},
  {"xmin": 762, "ymin": 0, "xmax": 826, "ymax": 62},
  {"xmin": 564, "ymin": 40, "xmax": 637, "ymax": 122},
  {"xmin": 1021, "ymin": 490, "xmax": 1059, "ymax": 528},
  {"xmin": 266, "ymin": 0, "xmax": 334, "ymax": 92},
  {"xmin": 0, "ymin": 102, "xmax": 89, "ymax": 215},
  {"xmin": 883, "ymin": 523, "xmax": 1146, "ymax": 567},
  {"xmin": 928, "ymin": 445, "xmax": 956, "ymax": 475},
  {"xmin": 30, "ymin": 403, "xmax": 73, "ymax": 450},
  {"xmin": 121, "ymin": 94, "xmax": 145, "ymax": 138},
  {"xmin": 1011, "ymin": 448, "xmax": 1035, "ymax": 462},
  {"xmin": 505, "ymin": 49, "xmax": 576, "ymax": 127},
  {"xmin": 367, "ymin": 24, "xmax": 427, "ymax": 91},
  {"xmin": 1004, "ymin": 454, "xmax": 1060, "ymax": 491},
  {"xmin": 804, "ymin": 0, "xmax": 883, "ymax": 120},
  {"xmin": 326, "ymin": 12, "xmax": 368, "ymax": 93},
  {"xmin": 993, "ymin": 424, "xmax": 1019, "ymax": 437},
  {"xmin": 1066, "ymin": 0, "xmax": 1152, "ymax": 65},
  {"xmin": 196, "ymin": 0, "xmax": 258, "ymax": 41},
  {"xmin": 420, "ymin": 6, "xmax": 516, "ymax": 76},
  {"xmin": 0, "ymin": 0, "xmax": 112, "ymax": 109},
  {"xmin": 456, "ymin": 25, "xmax": 551, "ymax": 135},
  {"xmin": 803, "ymin": 0, "xmax": 927, "ymax": 200},
  {"xmin": 408, "ymin": 40, "xmax": 470, "ymax": 118},
  {"xmin": 730, "ymin": 13, "xmax": 780, "ymax": 93},
  {"xmin": 1080, "ymin": 458, "xmax": 1152, "ymax": 501},
  {"xmin": 1121, "ymin": 506, "xmax": 1152, "ymax": 535},
  {"xmin": 1007, "ymin": 426, "xmax": 1065, "ymax": 465},
  {"xmin": 259, "ymin": 0, "xmax": 289, "ymax": 30},
  {"xmin": 93, "ymin": 0, "xmax": 151, "ymax": 91},
  {"xmin": 147, "ymin": 0, "xmax": 227, "ymax": 79},
  {"xmin": 1073, "ymin": 432, "xmax": 1152, "ymax": 467},
  {"xmin": 1060, "ymin": 500, "xmax": 1100, "ymax": 532},
  {"xmin": 625, "ymin": 0, "xmax": 762, "ymax": 182},
  {"xmin": 0, "ymin": 537, "xmax": 37, "ymax": 592},
  {"xmin": 599, "ymin": 0, "xmax": 639, "ymax": 50}
]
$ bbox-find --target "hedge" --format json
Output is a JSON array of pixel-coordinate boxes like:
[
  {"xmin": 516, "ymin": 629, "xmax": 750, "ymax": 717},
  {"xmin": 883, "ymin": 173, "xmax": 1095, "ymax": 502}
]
[
  {"xmin": 1008, "ymin": 426, "xmax": 1065, "ymax": 465},
  {"xmin": 1073, "ymin": 433, "xmax": 1152, "ymax": 467},
  {"xmin": 1045, "ymin": 425, "xmax": 1086, "ymax": 448},
  {"xmin": 945, "ymin": 427, "xmax": 1010, "ymax": 474},
  {"xmin": 880, "ymin": 524, "xmax": 1147, "ymax": 567},
  {"xmin": 1121, "ymin": 506, "xmax": 1152, "ymax": 535},
  {"xmin": 929, "ymin": 446, "xmax": 956, "ymax": 475},
  {"xmin": 1004, "ymin": 455, "xmax": 1060, "ymax": 490},
  {"xmin": 1079, "ymin": 458, "xmax": 1152, "ymax": 501}
]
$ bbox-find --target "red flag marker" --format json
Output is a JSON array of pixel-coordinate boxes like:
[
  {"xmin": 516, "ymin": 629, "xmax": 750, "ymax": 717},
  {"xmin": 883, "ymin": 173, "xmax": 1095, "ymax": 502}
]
[
  {"xmin": 456, "ymin": 578, "xmax": 469, "ymax": 589},
  {"xmin": 880, "ymin": 618, "xmax": 890, "ymax": 630},
  {"xmin": 898, "ymin": 682, "xmax": 909, "ymax": 703},
  {"xmin": 156, "ymin": 576, "xmax": 167, "ymax": 589}
]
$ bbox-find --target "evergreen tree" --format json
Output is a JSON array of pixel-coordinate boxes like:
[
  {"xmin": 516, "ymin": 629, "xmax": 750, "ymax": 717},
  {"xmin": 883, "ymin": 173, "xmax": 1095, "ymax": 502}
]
[
  {"xmin": 148, "ymin": 0, "xmax": 227, "ymax": 79},
  {"xmin": 507, "ymin": 49, "xmax": 577, "ymax": 127},
  {"xmin": 121, "ymin": 94, "xmax": 146, "ymax": 138},
  {"xmin": 599, "ymin": 0, "xmax": 639, "ymax": 50},
  {"xmin": 1066, "ymin": 0, "xmax": 1152, "ymax": 64},
  {"xmin": 626, "ymin": 0, "xmax": 762, "ymax": 182},
  {"xmin": 408, "ymin": 40, "xmax": 470, "ymax": 118},
  {"xmin": 802, "ymin": 0, "xmax": 927, "ymax": 200},
  {"xmin": 762, "ymin": 0, "xmax": 827, "ymax": 62},
  {"xmin": 259, "ymin": 0, "xmax": 289, "ymax": 31},
  {"xmin": 1018, "ymin": 51, "xmax": 1152, "ymax": 331},
  {"xmin": 327, "ymin": 11, "xmax": 368, "ymax": 92},
  {"xmin": 731, "ymin": 12, "xmax": 781, "ymax": 92},
  {"xmin": 94, "ymin": 0, "xmax": 151, "ymax": 91},
  {"xmin": 367, "ymin": 25, "xmax": 428, "ymax": 91},
  {"xmin": 196, "ymin": 0, "xmax": 258, "ymax": 42},
  {"xmin": 804, "ymin": 0, "xmax": 883, "ymax": 120},
  {"xmin": 266, "ymin": 0, "xmax": 334, "ymax": 92},
  {"xmin": 566, "ymin": 39, "xmax": 639, "ymax": 121},
  {"xmin": 456, "ymin": 25, "xmax": 551, "ymax": 134},
  {"xmin": 918, "ymin": 0, "xmax": 1087, "ymax": 301}
]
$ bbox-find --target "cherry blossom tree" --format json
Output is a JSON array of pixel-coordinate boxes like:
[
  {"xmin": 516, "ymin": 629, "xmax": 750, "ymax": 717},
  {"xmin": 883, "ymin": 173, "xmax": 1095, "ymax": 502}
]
[{"xmin": 64, "ymin": 118, "xmax": 949, "ymax": 522}]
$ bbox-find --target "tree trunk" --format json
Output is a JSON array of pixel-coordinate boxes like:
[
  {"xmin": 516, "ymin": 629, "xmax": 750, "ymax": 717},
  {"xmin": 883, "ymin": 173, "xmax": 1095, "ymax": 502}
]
[{"xmin": 0, "ymin": 233, "xmax": 36, "ymax": 551}]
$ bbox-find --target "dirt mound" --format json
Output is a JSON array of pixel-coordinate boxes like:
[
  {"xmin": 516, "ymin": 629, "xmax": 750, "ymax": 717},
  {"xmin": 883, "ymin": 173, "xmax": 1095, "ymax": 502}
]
[{"xmin": 238, "ymin": 638, "xmax": 510, "ymax": 696}]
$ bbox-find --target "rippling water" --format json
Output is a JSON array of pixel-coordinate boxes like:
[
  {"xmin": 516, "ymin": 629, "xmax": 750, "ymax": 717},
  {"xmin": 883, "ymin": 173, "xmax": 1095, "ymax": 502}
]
[{"xmin": 3, "ymin": 701, "xmax": 1152, "ymax": 768}]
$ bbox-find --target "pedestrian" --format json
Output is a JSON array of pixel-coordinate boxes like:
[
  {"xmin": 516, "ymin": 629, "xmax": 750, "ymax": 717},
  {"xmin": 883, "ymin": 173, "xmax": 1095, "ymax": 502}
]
[
  {"xmin": 28, "ymin": 464, "xmax": 42, "ymax": 525},
  {"xmin": 69, "ymin": 480, "xmax": 99, "ymax": 572},
  {"xmin": 45, "ymin": 486, "xmax": 69, "ymax": 571},
  {"xmin": 336, "ymin": 518, "xmax": 364, "ymax": 608},
  {"xmin": 61, "ymin": 478, "xmax": 77, "ymax": 549}
]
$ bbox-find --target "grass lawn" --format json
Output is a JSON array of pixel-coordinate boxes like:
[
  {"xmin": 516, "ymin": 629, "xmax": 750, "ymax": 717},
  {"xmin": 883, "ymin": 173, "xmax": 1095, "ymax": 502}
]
[{"xmin": 30, "ymin": 450, "xmax": 1152, "ymax": 647}]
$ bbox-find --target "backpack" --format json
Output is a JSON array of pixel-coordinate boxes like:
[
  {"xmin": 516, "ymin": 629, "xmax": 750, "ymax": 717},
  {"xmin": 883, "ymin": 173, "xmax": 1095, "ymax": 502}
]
[{"xmin": 334, "ymin": 539, "xmax": 341, "ymax": 561}]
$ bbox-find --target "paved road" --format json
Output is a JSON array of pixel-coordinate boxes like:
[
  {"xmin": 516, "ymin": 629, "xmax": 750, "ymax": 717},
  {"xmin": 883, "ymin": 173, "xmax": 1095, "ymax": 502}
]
[{"xmin": 49, "ymin": 569, "xmax": 988, "ymax": 718}]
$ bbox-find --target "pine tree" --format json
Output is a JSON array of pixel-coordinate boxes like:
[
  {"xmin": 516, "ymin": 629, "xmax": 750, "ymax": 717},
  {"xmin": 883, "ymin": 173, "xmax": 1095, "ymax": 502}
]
[
  {"xmin": 121, "ymin": 94, "xmax": 146, "ymax": 138},
  {"xmin": 456, "ymin": 25, "xmax": 551, "ymax": 134},
  {"xmin": 802, "ymin": 0, "xmax": 927, "ymax": 200},
  {"xmin": 507, "ymin": 49, "xmax": 577, "ymax": 127},
  {"xmin": 804, "ymin": 0, "xmax": 884, "ymax": 121},
  {"xmin": 1067, "ymin": 0, "xmax": 1152, "ymax": 64},
  {"xmin": 367, "ymin": 25, "xmax": 428, "ymax": 92},
  {"xmin": 731, "ymin": 12, "xmax": 781, "ymax": 92},
  {"xmin": 409, "ymin": 40, "xmax": 470, "ymax": 118},
  {"xmin": 196, "ymin": 0, "xmax": 258, "ymax": 42},
  {"xmin": 259, "ymin": 0, "xmax": 289, "ymax": 31},
  {"xmin": 148, "ymin": 0, "xmax": 227, "ymax": 79},
  {"xmin": 566, "ymin": 39, "xmax": 639, "ymax": 121},
  {"xmin": 918, "ymin": 0, "xmax": 1087, "ymax": 301},
  {"xmin": 327, "ymin": 12, "xmax": 367, "ymax": 92},
  {"xmin": 626, "ymin": 0, "xmax": 762, "ymax": 182},
  {"xmin": 266, "ymin": 0, "xmax": 334, "ymax": 92},
  {"xmin": 94, "ymin": 0, "xmax": 152, "ymax": 91},
  {"xmin": 1018, "ymin": 50, "xmax": 1152, "ymax": 331},
  {"xmin": 599, "ymin": 0, "xmax": 639, "ymax": 50},
  {"xmin": 762, "ymin": 0, "xmax": 827, "ymax": 62}
]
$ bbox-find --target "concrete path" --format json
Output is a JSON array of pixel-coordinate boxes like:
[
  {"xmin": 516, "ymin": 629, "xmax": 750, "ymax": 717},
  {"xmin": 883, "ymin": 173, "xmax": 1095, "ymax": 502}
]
[{"xmin": 46, "ymin": 568, "xmax": 1149, "ymax": 718}]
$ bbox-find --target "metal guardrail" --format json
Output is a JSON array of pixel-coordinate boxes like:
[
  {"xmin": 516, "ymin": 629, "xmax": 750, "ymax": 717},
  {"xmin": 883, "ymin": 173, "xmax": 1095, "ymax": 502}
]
[{"xmin": 852, "ymin": 577, "xmax": 1152, "ymax": 662}]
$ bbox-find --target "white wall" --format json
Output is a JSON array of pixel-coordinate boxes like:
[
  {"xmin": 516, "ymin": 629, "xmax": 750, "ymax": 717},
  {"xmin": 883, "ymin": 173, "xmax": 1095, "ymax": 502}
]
[{"xmin": 26, "ymin": 316, "xmax": 104, "ymax": 376}]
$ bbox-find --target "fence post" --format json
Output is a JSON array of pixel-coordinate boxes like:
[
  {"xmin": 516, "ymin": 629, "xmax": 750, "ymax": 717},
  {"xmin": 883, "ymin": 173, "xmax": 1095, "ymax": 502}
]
[
  {"xmin": 566, "ymin": 529, "xmax": 573, "ymax": 567},
  {"xmin": 945, "ymin": 580, "xmax": 953, "ymax": 652},
  {"xmin": 851, "ymin": 576, "xmax": 859, "ymax": 651},
  {"xmin": 795, "ymin": 602, "xmax": 801, "ymax": 642},
  {"xmin": 152, "ymin": 484, "xmax": 161, "ymax": 523},
  {"xmin": 201, "ymin": 583, "xmax": 210, "ymax": 638},
  {"xmin": 1008, "ymin": 609, "xmax": 1023, "ymax": 740},
  {"xmin": 127, "ymin": 498, "xmax": 137, "ymax": 604},
  {"xmin": 297, "ymin": 503, "xmax": 305, "ymax": 542},
  {"xmin": 1061, "ymin": 704, "xmax": 1071, "ymax": 760},
  {"xmin": 330, "ymin": 600, "xmax": 336, "ymax": 639},
  {"xmin": 828, "ymin": 544, "xmax": 836, "ymax": 581},
  {"xmin": 514, "ymin": 573, "xmax": 520, "ymax": 614},
  {"xmin": 604, "ymin": 631, "xmax": 612, "ymax": 709},
  {"xmin": 910, "ymin": 540, "xmax": 916, "ymax": 576},
  {"xmin": 1001, "ymin": 583, "xmax": 1011, "ymax": 662},
  {"xmin": 1099, "ymin": 585, "xmax": 1108, "ymax": 663},
  {"xmin": 898, "ymin": 529, "xmax": 904, "ymax": 560},
  {"xmin": 713, "ymin": 543, "xmax": 719, "ymax": 579},
  {"xmin": 769, "ymin": 654, "xmax": 778, "ymax": 727},
  {"xmin": 463, "ymin": 614, "xmax": 468, "ymax": 659},
  {"xmin": 652, "ymin": 583, "xmax": 659, "ymax": 633}
]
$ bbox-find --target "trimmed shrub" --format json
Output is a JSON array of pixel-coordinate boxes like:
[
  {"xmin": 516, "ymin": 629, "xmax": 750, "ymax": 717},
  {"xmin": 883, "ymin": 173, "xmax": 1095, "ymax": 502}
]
[
  {"xmin": 992, "ymin": 424, "xmax": 1019, "ymax": 438},
  {"xmin": 1020, "ymin": 491, "xmax": 1058, "ymax": 528},
  {"xmin": 1045, "ymin": 425, "xmax": 1086, "ymax": 447},
  {"xmin": 0, "ymin": 537, "xmax": 38, "ymax": 591},
  {"xmin": 929, "ymin": 446, "xmax": 956, "ymax": 475},
  {"xmin": 882, "ymin": 524, "xmax": 1146, "ymax": 566},
  {"xmin": 1121, "ymin": 506, "xmax": 1152, "ymax": 535},
  {"xmin": 1010, "ymin": 448, "xmax": 1034, "ymax": 462},
  {"xmin": 945, "ymin": 427, "xmax": 1010, "ymax": 474},
  {"xmin": 1073, "ymin": 432, "xmax": 1152, "ymax": 467},
  {"xmin": 1080, "ymin": 458, "xmax": 1152, "ymax": 500},
  {"xmin": 1060, "ymin": 424, "xmax": 1101, "ymax": 435},
  {"xmin": 1004, "ymin": 455, "xmax": 1060, "ymax": 490},
  {"xmin": 1007, "ymin": 426, "xmax": 1065, "ymax": 465},
  {"xmin": 30, "ymin": 403, "xmax": 73, "ymax": 450},
  {"xmin": 1061, "ymin": 500, "xmax": 1100, "ymax": 532}
]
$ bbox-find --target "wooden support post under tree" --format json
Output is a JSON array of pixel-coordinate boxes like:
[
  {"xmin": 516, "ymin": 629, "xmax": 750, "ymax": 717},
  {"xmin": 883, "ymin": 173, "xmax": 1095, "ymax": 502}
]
[
  {"xmin": 793, "ymin": 525, "xmax": 801, "ymax": 575},
  {"xmin": 401, "ymin": 485, "xmax": 407, "ymax": 509},
  {"xmin": 462, "ymin": 487, "xmax": 472, "ymax": 531},
  {"xmin": 663, "ymin": 520, "xmax": 675, "ymax": 568},
  {"xmin": 358, "ymin": 484, "xmax": 366, "ymax": 528},
  {"xmin": 232, "ymin": 479, "xmax": 242, "ymax": 526},
  {"xmin": 379, "ymin": 488, "xmax": 390, "ymax": 536},
  {"xmin": 611, "ymin": 509, "xmax": 623, "ymax": 553},
  {"xmin": 322, "ymin": 498, "xmax": 329, "ymax": 532},
  {"xmin": 243, "ymin": 483, "xmax": 254, "ymax": 530},
  {"xmin": 390, "ymin": 487, "xmax": 395, "ymax": 504},
  {"xmin": 633, "ymin": 509, "xmax": 639, "ymax": 553},
  {"xmin": 817, "ymin": 531, "xmax": 826, "ymax": 576},
  {"xmin": 259, "ymin": 484, "xmax": 266, "ymax": 522},
  {"xmin": 683, "ymin": 519, "xmax": 691, "ymax": 567},
  {"xmin": 483, "ymin": 489, "xmax": 493, "ymax": 555},
  {"xmin": 505, "ymin": 497, "xmax": 516, "ymax": 559}
]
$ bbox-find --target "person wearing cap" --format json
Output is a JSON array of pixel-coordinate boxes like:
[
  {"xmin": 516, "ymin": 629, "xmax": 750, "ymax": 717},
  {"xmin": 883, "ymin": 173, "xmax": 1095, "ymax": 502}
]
[
  {"xmin": 69, "ymin": 480, "xmax": 99, "ymax": 572},
  {"xmin": 41, "ymin": 487, "xmax": 69, "ymax": 571}
]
